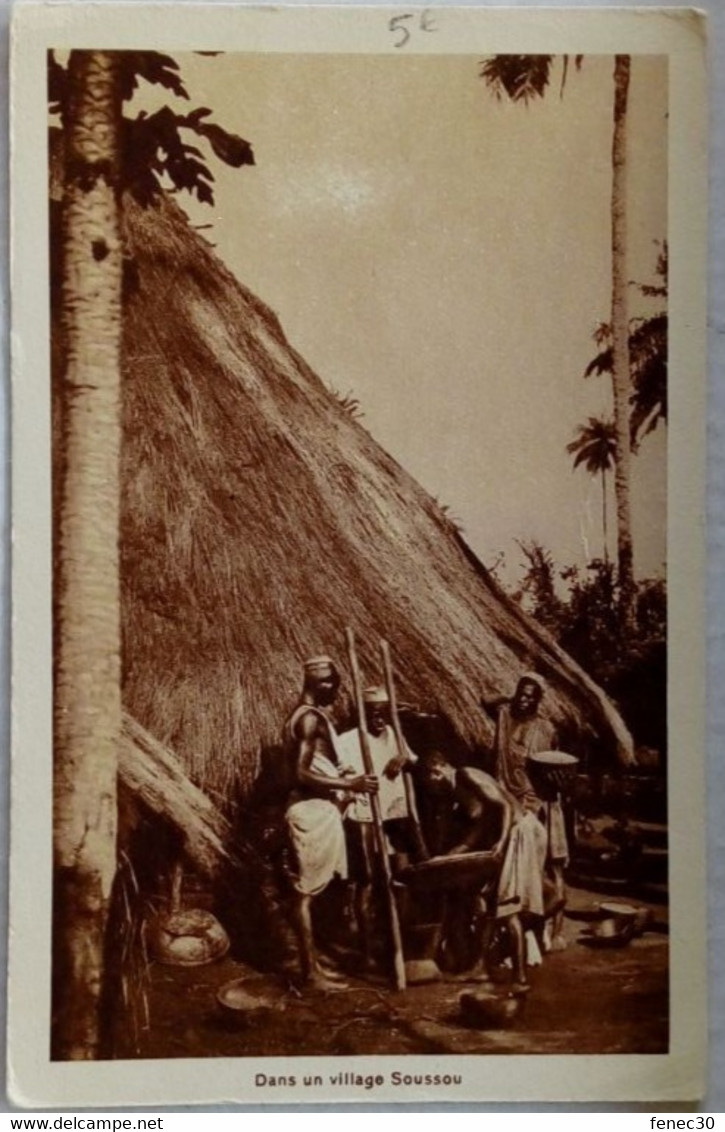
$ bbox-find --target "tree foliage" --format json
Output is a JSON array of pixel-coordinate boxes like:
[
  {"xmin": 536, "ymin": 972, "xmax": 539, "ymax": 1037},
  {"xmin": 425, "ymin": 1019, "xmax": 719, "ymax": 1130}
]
[
  {"xmin": 567, "ymin": 417, "xmax": 616, "ymax": 564},
  {"xmin": 511, "ymin": 541, "xmax": 666, "ymax": 751},
  {"xmin": 585, "ymin": 243, "xmax": 668, "ymax": 449},
  {"xmin": 509, "ymin": 541, "xmax": 566, "ymax": 636},
  {"xmin": 480, "ymin": 51, "xmax": 637, "ymax": 629},
  {"xmin": 480, "ymin": 53, "xmax": 583, "ymax": 104},
  {"xmin": 49, "ymin": 50, "xmax": 255, "ymax": 207},
  {"xmin": 566, "ymin": 417, "xmax": 616, "ymax": 475}
]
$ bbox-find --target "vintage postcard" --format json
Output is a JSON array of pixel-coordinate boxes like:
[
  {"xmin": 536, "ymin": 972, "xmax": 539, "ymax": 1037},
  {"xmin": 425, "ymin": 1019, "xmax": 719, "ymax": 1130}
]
[{"xmin": 9, "ymin": 2, "xmax": 707, "ymax": 1107}]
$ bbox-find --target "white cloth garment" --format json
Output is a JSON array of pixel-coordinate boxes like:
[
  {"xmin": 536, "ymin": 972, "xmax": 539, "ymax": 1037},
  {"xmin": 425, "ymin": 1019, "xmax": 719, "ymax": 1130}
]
[
  {"xmin": 286, "ymin": 789, "xmax": 348, "ymax": 896},
  {"xmin": 284, "ymin": 705, "xmax": 349, "ymax": 894},
  {"xmin": 336, "ymin": 726, "xmax": 414, "ymax": 823},
  {"xmin": 495, "ymin": 810, "xmax": 548, "ymax": 919}
]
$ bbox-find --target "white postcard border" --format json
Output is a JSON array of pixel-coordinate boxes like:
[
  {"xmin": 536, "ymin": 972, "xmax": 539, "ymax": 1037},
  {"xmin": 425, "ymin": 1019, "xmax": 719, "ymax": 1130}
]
[{"xmin": 9, "ymin": 3, "xmax": 707, "ymax": 1107}]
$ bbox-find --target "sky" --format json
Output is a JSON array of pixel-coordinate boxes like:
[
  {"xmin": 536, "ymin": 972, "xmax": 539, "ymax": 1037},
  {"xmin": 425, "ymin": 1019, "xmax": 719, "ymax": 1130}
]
[{"xmin": 137, "ymin": 52, "xmax": 668, "ymax": 586}]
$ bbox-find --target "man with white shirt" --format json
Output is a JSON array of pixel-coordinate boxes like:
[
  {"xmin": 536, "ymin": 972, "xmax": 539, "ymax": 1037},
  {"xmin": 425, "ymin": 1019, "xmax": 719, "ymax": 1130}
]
[{"xmin": 336, "ymin": 686, "xmax": 419, "ymax": 967}]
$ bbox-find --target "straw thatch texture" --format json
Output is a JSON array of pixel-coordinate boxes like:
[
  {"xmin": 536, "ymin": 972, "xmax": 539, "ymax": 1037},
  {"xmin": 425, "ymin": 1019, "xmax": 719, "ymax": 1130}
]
[
  {"xmin": 119, "ymin": 713, "xmax": 232, "ymax": 876},
  {"xmin": 52, "ymin": 180, "xmax": 633, "ymax": 804}
]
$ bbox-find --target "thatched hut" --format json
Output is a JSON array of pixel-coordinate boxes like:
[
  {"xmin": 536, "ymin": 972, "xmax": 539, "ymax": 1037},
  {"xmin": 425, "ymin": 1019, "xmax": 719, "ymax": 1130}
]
[{"xmin": 52, "ymin": 182, "xmax": 633, "ymax": 809}]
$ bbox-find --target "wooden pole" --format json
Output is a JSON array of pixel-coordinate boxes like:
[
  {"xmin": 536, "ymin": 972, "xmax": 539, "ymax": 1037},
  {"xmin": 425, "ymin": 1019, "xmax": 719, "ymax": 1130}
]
[
  {"xmin": 169, "ymin": 861, "xmax": 184, "ymax": 914},
  {"xmin": 379, "ymin": 639, "xmax": 429, "ymax": 862},
  {"xmin": 345, "ymin": 627, "xmax": 406, "ymax": 991}
]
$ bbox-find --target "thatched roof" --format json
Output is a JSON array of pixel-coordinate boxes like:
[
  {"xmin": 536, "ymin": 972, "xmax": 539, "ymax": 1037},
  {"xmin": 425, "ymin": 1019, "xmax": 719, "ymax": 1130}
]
[{"xmin": 52, "ymin": 180, "xmax": 633, "ymax": 801}]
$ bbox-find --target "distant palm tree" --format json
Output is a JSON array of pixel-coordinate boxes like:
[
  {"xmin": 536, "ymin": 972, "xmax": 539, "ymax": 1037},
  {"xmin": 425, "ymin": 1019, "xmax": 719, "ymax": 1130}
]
[
  {"xmin": 481, "ymin": 53, "xmax": 583, "ymax": 104},
  {"xmin": 567, "ymin": 417, "xmax": 617, "ymax": 563},
  {"xmin": 481, "ymin": 53, "xmax": 636, "ymax": 628}
]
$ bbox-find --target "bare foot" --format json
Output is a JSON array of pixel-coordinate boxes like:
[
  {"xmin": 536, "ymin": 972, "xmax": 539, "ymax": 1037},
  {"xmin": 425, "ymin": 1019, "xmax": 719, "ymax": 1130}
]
[
  {"xmin": 511, "ymin": 981, "xmax": 531, "ymax": 995},
  {"xmin": 447, "ymin": 963, "xmax": 495, "ymax": 985},
  {"xmin": 549, "ymin": 933, "xmax": 568, "ymax": 952},
  {"xmin": 316, "ymin": 958, "xmax": 349, "ymax": 981},
  {"xmin": 307, "ymin": 969, "xmax": 349, "ymax": 992}
]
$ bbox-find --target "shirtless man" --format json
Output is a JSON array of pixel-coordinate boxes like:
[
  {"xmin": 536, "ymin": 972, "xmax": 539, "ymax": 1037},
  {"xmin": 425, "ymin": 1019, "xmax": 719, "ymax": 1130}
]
[
  {"xmin": 419, "ymin": 752, "xmax": 546, "ymax": 992},
  {"xmin": 284, "ymin": 656, "xmax": 377, "ymax": 989}
]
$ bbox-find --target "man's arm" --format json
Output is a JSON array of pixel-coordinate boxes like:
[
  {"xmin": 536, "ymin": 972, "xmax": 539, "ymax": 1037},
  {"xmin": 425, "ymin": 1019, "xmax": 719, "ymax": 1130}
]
[
  {"xmin": 447, "ymin": 770, "xmax": 513, "ymax": 857},
  {"xmin": 296, "ymin": 712, "xmax": 376, "ymax": 795},
  {"xmin": 479, "ymin": 696, "xmax": 510, "ymax": 722},
  {"xmin": 482, "ymin": 775, "xmax": 514, "ymax": 858},
  {"xmin": 383, "ymin": 733, "xmax": 418, "ymax": 779},
  {"xmin": 447, "ymin": 826, "xmax": 484, "ymax": 856}
]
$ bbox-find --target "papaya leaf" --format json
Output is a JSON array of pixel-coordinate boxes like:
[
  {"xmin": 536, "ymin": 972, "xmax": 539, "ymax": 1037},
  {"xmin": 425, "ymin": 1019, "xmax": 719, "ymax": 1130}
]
[
  {"xmin": 186, "ymin": 107, "xmax": 213, "ymax": 124},
  {"xmin": 119, "ymin": 51, "xmax": 189, "ymax": 102},
  {"xmin": 193, "ymin": 121, "xmax": 255, "ymax": 168}
]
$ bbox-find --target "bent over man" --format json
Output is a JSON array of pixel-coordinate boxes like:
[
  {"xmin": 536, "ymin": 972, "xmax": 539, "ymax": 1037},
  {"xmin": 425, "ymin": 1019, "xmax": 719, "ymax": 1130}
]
[{"xmin": 419, "ymin": 752, "xmax": 547, "ymax": 992}]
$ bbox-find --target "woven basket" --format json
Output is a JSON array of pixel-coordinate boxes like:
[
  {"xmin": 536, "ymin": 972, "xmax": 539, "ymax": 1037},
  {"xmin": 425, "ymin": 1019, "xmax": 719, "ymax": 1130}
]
[{"xmin": 150, "ymin": 908, "xmax": 230, "ymax": 967}]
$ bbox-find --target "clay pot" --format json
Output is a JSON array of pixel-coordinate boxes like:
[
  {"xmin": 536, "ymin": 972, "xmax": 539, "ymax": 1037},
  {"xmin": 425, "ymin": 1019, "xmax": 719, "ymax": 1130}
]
[
  {"xmin": 404, "ymin": 959, "xmax": 442, "ymax": 985},
  {"xmin": 600, "ymin": 901, "xmax": 652, "ymax": 936},
  {"xmin": 216, "ymin": 978, "xmax": 275, "ymax": 1025},
  {"xmin": 459, "ymin": 990, "xmax": 522, "ymax": 1029},
  {"xmin": 579, "ymin": 917, "xmax": 634, "ymax": 949},
  {"xmin": 599, "ymin": 901, "xmax": 637, "ymax": 921}
]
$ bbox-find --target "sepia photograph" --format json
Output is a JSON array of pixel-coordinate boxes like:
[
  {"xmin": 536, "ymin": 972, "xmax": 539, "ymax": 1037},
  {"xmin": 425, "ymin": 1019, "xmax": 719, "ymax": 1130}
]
[{"xmin": 8, "ymin": 3, "xmax": 707, "ymax": 1107}]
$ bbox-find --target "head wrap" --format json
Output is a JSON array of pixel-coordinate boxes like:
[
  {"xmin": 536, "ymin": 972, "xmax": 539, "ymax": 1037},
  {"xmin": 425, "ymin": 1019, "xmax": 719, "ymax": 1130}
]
[
  {"xmin": 304, "ymin": 655, "xmax": 335, "ymax": 673},
  {"xmin": 517, "ymin": 671, "xmax": 546, "ymax": 695},
  {"xmin": 363, "ymin": 685, "xmax": 389, "ymax": 704}
]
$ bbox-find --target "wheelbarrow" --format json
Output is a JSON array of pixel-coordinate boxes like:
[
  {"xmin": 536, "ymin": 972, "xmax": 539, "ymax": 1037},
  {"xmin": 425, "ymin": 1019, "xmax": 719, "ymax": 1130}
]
[
  {"xmin": 393, "ymin": 851, "xmax": 502, "ymax": 977},
  {"xmin": 394, "ymin": 850, "xmax": 500, "ymax": 893}
]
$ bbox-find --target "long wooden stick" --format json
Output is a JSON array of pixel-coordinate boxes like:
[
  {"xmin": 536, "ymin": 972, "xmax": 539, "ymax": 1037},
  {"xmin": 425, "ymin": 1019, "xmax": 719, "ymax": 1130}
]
[
  {"xmin": 345, "ymin": 627, "xmax": 406, "ymax": 991},
  {"xmin": 379, "ymin": 639, "xmax": 429, "ymax": 862}
]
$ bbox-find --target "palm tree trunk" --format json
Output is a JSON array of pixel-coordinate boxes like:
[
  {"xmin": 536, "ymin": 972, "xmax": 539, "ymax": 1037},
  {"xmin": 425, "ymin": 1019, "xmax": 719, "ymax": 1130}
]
[
  {"xmin": 52, "ymin": 50, "xmax": 123, "ymax": 1061},
  {"xmin": 601, "ymin": 466, "xmax": 609, "ymax": 565},
  {"xmin": 610, "ymin": 54, "xmax": 636, "ymax": 629}
]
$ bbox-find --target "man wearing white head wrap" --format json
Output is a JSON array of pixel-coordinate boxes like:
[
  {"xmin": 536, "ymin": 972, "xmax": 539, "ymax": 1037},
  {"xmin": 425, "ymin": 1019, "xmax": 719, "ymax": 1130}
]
[
  {"xmin": 335, "ymin": 685, "xmax": 419, "ymax": 968},
  {"xmin": 338, "ymin": 685, "xmax": 418, "ymax": 825}
]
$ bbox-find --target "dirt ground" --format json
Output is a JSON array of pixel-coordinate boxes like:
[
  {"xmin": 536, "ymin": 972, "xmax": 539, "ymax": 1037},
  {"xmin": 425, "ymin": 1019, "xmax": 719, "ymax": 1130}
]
[{"xmin": 117, "ymin": 885, "xmax": 668, "ymax": 1059}]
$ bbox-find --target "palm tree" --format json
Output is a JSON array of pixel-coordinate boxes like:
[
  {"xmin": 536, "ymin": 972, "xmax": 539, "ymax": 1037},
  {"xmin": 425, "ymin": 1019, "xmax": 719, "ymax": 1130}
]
[
  {"xmin": 481, "ymin": 53, "xmax": 636, "ymax": 627},
  {"xmin": 53, "ymin": 49, "xmax": 124, "ymax": 1061},
  {"xmin": 610, "ymin": 55, "xmax": 635, "ymax": 628},
  {"xmin": 50, "ymin": 50, "xmax": 255, "ymax": 1061},
  {"xmin": 567, "ymin": 417, "xmax": 617, "ymax": 564}
]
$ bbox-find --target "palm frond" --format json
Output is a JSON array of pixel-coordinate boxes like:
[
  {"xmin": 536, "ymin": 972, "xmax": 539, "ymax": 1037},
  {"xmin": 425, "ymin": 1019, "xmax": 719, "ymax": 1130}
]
[
  {"xmin": 567, "ymin": 417, "xmax": 616, "ymax": 474},
  {"xmin": 480, "ymin": 54, "xmax": 554, "ymax": 105},
  {"xmin": 585, "ymin": 312, "xmax": 667, "ymax": 448},
  {"xmin": 584, "ymin": 345, "xmax": 613, "ymax": 378},
  {"xmin": 637, "ymin": 240, "xmax": 668, "ymax": 299}
]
